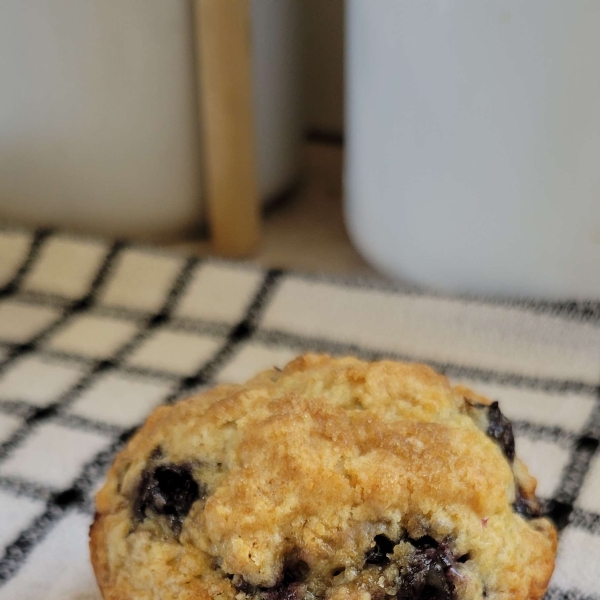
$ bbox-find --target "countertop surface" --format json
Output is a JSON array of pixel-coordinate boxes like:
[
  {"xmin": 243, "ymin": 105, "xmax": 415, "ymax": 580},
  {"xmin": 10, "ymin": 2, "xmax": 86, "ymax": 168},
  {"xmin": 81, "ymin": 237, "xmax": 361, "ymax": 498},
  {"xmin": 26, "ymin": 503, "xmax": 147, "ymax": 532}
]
[{"xmin": 167, "ymin": 143, "xmax": 382, "ymax": 279}]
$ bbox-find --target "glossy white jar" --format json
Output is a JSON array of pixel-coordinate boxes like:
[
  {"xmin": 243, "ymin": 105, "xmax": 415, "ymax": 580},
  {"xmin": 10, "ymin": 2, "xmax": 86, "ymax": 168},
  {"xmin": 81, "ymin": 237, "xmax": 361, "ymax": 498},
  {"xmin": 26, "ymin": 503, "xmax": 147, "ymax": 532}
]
[{"xmin": 345, "ymin": 0, "xmax": 600, "ymax": 299}]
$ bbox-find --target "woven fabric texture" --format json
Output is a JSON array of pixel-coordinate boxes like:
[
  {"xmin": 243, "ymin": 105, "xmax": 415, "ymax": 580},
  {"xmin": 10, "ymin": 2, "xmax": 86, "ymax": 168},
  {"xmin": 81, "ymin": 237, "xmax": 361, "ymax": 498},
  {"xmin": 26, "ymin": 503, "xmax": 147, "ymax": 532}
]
[{"xmin": 0, "ymin": 228, "xmax": 598, "ymax": 600}]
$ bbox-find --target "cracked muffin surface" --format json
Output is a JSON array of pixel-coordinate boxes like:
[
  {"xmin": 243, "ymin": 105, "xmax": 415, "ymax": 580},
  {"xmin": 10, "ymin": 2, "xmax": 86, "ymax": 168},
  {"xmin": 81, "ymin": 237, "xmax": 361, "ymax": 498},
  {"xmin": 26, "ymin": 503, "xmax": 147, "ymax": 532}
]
[{"xmin": 90, "ymin": 354, "xmax": 557, "ymax": 600}]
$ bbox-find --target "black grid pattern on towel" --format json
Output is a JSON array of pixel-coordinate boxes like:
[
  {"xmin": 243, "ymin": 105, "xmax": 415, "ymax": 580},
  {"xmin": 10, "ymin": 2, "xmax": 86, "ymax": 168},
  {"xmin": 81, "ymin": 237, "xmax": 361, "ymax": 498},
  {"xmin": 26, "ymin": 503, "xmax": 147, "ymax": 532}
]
[{"xmin": 0, "ymin": 228, "xmax": 597, "ymax": 600}]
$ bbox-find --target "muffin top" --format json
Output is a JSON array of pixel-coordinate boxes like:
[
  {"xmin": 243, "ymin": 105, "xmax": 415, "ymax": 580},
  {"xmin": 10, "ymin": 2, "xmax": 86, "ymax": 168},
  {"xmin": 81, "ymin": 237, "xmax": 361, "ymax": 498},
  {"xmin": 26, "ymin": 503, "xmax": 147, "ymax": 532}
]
[{"xmin": 90, "ymin": 354, "xmax": 556, "ymax": 600}]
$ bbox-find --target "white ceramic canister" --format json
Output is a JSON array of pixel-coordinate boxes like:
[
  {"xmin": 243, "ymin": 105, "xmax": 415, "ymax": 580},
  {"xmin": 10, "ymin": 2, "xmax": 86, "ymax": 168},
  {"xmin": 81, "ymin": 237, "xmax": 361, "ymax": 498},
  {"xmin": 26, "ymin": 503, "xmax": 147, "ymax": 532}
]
[
  {"xmin": 345, "ymin": 0, "xmax": 600, "ymax": 299},
  {"xmin": 0, "ymin": 0, "xmax": 301, "ymax": 241}
]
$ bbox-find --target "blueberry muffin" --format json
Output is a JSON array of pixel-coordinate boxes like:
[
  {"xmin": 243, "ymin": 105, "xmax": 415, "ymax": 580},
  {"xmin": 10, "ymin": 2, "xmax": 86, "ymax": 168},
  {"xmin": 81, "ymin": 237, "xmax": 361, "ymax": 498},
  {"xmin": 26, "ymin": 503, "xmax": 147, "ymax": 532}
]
[{"xmin": 90, "ymin": 354, "xmax": 557, "ymax": 600}]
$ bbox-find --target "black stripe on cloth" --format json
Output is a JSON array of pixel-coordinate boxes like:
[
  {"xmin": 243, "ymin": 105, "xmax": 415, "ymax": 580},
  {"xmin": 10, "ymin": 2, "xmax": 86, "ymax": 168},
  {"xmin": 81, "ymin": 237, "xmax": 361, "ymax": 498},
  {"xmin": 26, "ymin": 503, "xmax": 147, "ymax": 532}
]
[
  {"xmin": 0, "ymin": 343, "xmax": 94, "ymax": 367},
  {"xmin": 533, "ymin": 300, "xmax": 600, "ymax": 324},
  {"xmin": 0, "ymin": 394, "xmax": 84, "ymax": 462},
  {"xmin": 104, "ymin": 255, "xmax": 201, "ymax": 359},
  {"xmin": 570, "ymin": 507, "xmax": 600, "ymax": 535},
  {"xmin": 166, "ymin": 268, "xmax": 284, "ymax": 402},
  {"xmin": 0, "ymin": 433, "xmax": 128, "ymax": 585},
  {"xmin": 0, "ymin": 345, "xmax": 183, "ymax": 383},
  {"xmin": 4, "ymin": 283, "xmax": 600, "ymax": 397},
  {"xmin": 0, "ymin": 397, "xmax": 124, "ymax": 438},
  {"xmin": 570, "ymin": 507, "xmax": 600, "ymax": 536},
  {"xmin": 545, "ymin": 391, "xmax": 600, "ymax": 531},
  {"xmin": 0, "ymin": 399, "xmax": 35, "ymax": 420},
  {"xmin": 513, "ymin": 420, "xmax": 577, "ymax": 448},
  {"xmin": 145, "ymin": 255, "xmax": 200, "ymax": 327},
  {"xmin": 3, "ymin": 226, "xmax": 600, "ymax": 327},
  {"xmin": 0, "ymin": 353, "xmax": 135, "ymax": 464},
  {"xmin": 53, "ymin": 413, "xmax": 125, "ymax": 437},
  {"xmin": 66, "ymin": 240, "xmax": 127, "ymax": 312},
  {"xmin": 0, "ymin": 400, "xmax": 125, "ymax": 436},
  {"xmin": 582, "ymin": 401, "xmax": 600, "ymax": 444},
  {"xmin": 0, "ymin": 504, "xmax": 65, "ymax": 584},
  {"xmin": 0, "ymin": 475, "xmax": 55, "ymax": 503},
  {"xmin": 545, "ymin": 588, "xmax": 600, "ymax": 600},
  {"xmin": 17, "ymin": 308, "xmax": 587, "ymax": 400},
  {"xmin": 0, "ymin": 239, "xmax": 126, "ymax": 379},
  {"xmin": 5, "ymin": 324, "xmax": 597, "ymax": 398},
  {"xmin": 546, "ymin": 438, "xmax": 599, "ymax": 530},
  {"xmin": 253, "ymin": 328, "xmax": 600, "ymax": 396},
  {"xmin": 168, "ymin": 318, "xmax": 232, "ymax": 339},
  {"xmin": 0, "ymin": 229, "xmax": 52, "ymax": 299}
]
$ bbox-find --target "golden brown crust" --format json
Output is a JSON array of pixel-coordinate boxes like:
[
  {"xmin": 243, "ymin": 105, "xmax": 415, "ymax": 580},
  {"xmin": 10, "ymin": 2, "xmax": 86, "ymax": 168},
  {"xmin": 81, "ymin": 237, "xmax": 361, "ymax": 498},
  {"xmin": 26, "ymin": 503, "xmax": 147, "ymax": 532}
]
[{"xmin": 90, "ymin": 354, "xmax": 556, "ymax": 600}]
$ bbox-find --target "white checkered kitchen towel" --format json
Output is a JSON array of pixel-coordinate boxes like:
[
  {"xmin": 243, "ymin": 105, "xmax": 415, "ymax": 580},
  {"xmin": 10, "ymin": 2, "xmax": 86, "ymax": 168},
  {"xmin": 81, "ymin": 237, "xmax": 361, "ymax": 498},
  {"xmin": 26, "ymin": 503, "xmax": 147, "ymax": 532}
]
[{"xmin": 0, "ymin": 227, "xmax": 598, "ymax": 600}]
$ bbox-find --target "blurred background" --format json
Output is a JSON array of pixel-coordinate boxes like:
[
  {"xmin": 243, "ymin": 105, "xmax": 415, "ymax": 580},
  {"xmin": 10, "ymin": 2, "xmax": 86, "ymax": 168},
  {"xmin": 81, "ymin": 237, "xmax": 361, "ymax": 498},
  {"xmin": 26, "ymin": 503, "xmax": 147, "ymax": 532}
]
[
  {"xmin": 1, "ymin": 0, "xmax": 599, "ymax": 298},
  {"xmin": 0, "ymin": 0, "xmax": 354, "ymax": 274}
]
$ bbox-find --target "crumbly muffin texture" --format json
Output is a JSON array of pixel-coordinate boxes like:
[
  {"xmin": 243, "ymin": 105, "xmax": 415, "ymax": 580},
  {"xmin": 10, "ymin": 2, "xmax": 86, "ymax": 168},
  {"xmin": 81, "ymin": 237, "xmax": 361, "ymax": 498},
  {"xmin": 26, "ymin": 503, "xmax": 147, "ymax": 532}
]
[{"xmin": 90, "ymin": 354, "xmax": 557, "ymax": 600}]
